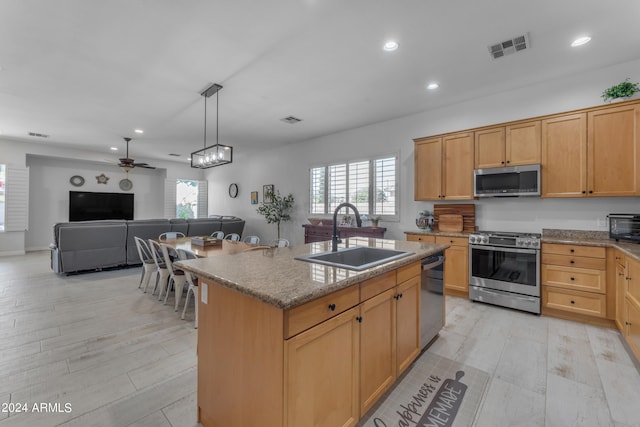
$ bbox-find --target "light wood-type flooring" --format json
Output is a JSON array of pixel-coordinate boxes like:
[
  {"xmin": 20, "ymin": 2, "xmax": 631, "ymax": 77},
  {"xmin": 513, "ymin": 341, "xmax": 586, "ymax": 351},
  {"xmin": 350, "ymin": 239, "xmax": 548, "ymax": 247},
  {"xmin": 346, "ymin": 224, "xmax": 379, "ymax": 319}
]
[{"xmin": 1, "ymin": 251, "xmax": 639, "ymax": 426}]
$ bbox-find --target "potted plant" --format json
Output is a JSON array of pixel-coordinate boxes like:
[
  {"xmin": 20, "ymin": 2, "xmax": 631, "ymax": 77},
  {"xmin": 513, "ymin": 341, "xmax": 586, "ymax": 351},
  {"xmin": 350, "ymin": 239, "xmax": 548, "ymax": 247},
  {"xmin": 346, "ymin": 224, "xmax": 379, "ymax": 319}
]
[
  {"xmin": 370, "ymin": 216, "xmax": 381, "ymax": 228},
  {"xmin": 601, "ymin": 78, "xmax": 640, "ymax": 103},
  {"xmin": 257, "ymin": 189, "xmax": 294, "ymax": 240}
]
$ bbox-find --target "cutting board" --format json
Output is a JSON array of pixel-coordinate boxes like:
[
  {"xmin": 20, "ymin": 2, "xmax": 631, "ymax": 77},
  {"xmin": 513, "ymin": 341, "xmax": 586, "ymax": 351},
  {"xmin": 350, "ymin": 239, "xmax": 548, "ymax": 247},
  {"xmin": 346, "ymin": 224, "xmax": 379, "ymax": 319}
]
[
  {"xmin": 434, "ymin": 204, "xmax": 476, "ymax": 232},
  {"xmin": 437, "ymin": 214, "xmax": 464, "ymax": 232}
]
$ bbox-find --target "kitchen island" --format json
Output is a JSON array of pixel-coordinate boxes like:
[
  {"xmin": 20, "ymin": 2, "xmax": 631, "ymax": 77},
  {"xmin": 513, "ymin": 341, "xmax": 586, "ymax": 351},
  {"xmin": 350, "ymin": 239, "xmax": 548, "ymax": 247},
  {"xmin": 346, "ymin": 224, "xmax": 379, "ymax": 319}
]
[{"xmin": 175, "ymin": 237, "xmax": 448, "ymax": 427}]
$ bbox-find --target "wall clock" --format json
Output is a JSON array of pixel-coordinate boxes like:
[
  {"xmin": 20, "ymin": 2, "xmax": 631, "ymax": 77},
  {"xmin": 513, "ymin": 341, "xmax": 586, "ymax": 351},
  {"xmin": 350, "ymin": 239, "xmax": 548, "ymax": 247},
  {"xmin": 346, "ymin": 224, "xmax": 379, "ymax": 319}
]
[
  {"xmin": 119, "ymin": 178, "xmax": 133, "ymax": 191},
  {"xmin": 228, "ymin": 183, "xmax": 239, "ymax": 198},
  {"xmin": 69, "ymin": 175, "xmax": 85, "ymax": 187},
  {"xmin": 96, "ymin": 173, "xmax": 109, "ymax": 184}
]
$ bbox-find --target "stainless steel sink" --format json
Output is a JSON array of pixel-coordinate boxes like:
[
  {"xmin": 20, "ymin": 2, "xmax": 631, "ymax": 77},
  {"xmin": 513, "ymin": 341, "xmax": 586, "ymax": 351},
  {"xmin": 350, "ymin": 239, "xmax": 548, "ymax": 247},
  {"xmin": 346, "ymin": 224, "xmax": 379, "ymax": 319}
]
[{"xmin": 295, "ymin": 246, "xmax": 414, "ymax": 271}]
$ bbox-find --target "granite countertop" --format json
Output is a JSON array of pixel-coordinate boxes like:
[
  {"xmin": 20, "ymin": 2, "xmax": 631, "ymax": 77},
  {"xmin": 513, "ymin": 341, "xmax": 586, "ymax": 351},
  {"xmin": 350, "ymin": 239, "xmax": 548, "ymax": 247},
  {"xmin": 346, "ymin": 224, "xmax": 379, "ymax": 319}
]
[
  {"xmin": 542, "ymin": 229, "xmax": 640, "ymax": 260},
  {"xmin": 174, "ymin": 237, "xmax": 448, "ymax": 310},
  {"xmin": 404, "ymin": 230, "xmax": 470, "ymax": 238}
]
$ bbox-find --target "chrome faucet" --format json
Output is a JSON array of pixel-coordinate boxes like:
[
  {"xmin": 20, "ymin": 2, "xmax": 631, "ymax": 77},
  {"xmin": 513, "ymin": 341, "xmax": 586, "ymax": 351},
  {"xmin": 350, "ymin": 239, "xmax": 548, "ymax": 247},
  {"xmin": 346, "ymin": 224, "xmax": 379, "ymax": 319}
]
[{"xmin": 332, "ymin": 202, "xmax": 362, "ymax": 252}]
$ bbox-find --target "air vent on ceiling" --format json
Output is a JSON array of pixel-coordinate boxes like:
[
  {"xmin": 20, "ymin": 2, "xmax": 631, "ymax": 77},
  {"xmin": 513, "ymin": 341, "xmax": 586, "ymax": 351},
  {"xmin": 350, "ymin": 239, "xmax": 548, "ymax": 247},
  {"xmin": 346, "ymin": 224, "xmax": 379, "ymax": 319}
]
[
  {"xmin": 488, "ymin": 33, "xmax": 530, "ymax": 60},
  {"xmin": 168, "ymin": 153, "xmax": 181, "ymax": 157},
  {"xmin": 280, "ymin": 116, "xmax": 303, "ymax": 124},
  {"xmin": 28, "ymin": 132, "xmax": 49, "ymax": 138}
]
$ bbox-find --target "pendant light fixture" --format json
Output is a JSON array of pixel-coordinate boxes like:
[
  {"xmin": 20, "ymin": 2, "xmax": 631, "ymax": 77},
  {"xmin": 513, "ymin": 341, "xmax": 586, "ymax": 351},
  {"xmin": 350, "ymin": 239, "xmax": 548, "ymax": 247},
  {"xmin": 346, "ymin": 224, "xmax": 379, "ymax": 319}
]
[{"xmin": 191, "ymin": 83, "xmax": 233, "ymax": 169}]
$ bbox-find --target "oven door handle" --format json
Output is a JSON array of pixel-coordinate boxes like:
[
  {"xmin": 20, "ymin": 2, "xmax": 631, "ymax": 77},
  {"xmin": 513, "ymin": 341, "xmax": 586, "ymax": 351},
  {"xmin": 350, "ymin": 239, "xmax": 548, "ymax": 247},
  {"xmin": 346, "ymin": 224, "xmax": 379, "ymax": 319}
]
[{"xmin": 470, "ymin": 244, "xmax": 538, "ymax": 255}]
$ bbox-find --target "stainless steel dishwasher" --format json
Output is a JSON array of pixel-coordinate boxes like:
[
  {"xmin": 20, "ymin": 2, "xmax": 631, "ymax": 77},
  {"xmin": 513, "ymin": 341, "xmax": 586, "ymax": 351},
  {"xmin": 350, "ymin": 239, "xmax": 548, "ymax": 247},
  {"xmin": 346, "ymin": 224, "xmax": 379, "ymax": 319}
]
[{"xmin": 421, "ymin": 252, "xmax": 445, "ymax": 349}]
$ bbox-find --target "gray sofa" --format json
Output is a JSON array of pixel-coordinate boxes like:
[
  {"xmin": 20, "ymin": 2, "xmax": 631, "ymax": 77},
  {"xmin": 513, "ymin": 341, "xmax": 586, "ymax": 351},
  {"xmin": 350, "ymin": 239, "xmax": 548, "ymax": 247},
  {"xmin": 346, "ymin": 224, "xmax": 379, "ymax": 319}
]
[{"xmin": 50, "ymin": 216, "xmax": 245, "ymax": 274}]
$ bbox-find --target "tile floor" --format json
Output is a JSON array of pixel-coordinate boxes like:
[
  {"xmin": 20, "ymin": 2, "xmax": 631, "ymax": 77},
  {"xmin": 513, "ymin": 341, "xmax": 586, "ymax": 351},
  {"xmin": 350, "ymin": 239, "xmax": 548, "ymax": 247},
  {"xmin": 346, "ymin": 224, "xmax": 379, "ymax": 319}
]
[{"xmin": 0, "ymin": 251, "xmax": 639, "ymax": 426}]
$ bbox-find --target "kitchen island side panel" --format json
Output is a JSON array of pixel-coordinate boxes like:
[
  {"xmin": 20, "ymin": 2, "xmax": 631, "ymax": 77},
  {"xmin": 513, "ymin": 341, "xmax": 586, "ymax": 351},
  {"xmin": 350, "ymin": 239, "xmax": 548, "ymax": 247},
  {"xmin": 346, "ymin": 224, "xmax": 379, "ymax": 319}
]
[{"xmin": 198, "ymin": 280, "xmax": 284, "ymax": 427}]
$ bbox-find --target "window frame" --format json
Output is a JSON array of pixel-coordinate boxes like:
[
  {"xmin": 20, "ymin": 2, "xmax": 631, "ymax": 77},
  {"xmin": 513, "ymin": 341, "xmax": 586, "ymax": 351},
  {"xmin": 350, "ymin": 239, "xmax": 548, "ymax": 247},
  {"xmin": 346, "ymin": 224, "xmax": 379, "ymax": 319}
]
[{"xmin": 309, "ymin": 153, "xmax": 399, "ymax": 221}]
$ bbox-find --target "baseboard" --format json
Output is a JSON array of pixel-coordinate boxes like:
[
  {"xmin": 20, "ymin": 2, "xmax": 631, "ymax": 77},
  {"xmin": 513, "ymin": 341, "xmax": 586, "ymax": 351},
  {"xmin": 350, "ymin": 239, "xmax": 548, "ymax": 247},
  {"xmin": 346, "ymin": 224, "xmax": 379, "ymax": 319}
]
[{"xmin": 0, "ymin": 250, "xmax": 26, "ymax": 257}]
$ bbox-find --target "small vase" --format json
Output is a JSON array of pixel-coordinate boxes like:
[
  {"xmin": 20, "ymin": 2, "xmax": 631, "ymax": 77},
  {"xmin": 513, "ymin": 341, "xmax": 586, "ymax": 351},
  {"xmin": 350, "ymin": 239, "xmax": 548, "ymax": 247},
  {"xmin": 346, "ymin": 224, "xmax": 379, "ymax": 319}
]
[{"xmin": 370, "ymin": 220, "xmax": 379, "ymax": 228}]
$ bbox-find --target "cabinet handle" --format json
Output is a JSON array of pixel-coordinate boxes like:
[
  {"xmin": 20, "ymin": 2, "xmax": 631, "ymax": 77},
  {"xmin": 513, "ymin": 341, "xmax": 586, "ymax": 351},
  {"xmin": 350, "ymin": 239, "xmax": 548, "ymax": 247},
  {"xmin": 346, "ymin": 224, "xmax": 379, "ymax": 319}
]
[
  {"xmin": 418, "ymin": 237, "xmax": 422, "ymax": 241},
  {"xmin": 393, "ymin": 295, "xmax": 398, "ymax": 300},
  {"xmin": 328, "ymin": 303, "xmax": 336, "ymax": 311},
  {"xmin": 588, "ymin": 190, "xmax": 593, "ymax": 194},
  {"xmin": 506, "ymin": 160, "xmax": 510, "ymax": 164},
  {"xmin": 570, "ymin": 277, "xmax": 575, "ymax": 281},
  {"xmin": 570, "ymin": 300, "xmax": 575, "ymax": 304},
  {"xmin": 570, "ymin": 249, "xmax": 575, "ymax": 253},
  {"xmin": 398, "ymin": 293, "xmax": 403, "ymax": 299},
  {"xmin": 619, "ymin": 272, "xmax": 625, "ymax": 276},
  {"xmin": 501, "ymin": 161, "xmax": 505, "ymax": 165},
  {"xmin": 581, "ymin": 190, "xmax": 586, "ymax": 194},
  {"xmin": 627, "ymin": 277, "xmax": 632, "ymax": 281},
  {"xmin": 356, "ymin": 316, "xmax": 363, "ymax": 323},
  {"xmin": 450, "ymin": 240, "xmax": 454, "ymax": 243},
  {"xmin": 570, "ymin": 260, "xmax": 575, "ymax": 264},
  {"xmin": 626, "ymin": 321, "xmax": 631, "ymax": 326}
]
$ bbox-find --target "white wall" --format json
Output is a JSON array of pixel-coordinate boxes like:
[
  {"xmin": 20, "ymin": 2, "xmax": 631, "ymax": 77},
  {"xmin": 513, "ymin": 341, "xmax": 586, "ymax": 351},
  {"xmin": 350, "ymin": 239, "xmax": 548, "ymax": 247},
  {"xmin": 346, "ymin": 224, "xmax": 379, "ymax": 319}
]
[
  {"xmin": 3, "ymin": 58, "xmax": 639, "ymax": 253},
  {"xmin": 0, "ymin": 138, "xmax": 204, "ymax": 253},
  {"xmin": 204, "ymin": 58, "xmax": 640, "ymax": 245}
]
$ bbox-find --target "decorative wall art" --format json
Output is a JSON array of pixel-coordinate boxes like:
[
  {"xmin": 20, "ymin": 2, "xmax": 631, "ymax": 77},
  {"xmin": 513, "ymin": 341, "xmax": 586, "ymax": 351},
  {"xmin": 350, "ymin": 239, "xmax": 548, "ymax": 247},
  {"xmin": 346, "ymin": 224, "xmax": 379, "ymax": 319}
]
[
  {"xmin": 96, "ymin": 173, "xmax": 109, "ymax": 184},
  {"xmin": 251, "ymin": 191, "xmax": 258, "ymax": 205},
  {"xmin": 263, "ymin": 184, "xmax": 274, "ymax": 203},
  {"xmin": 69, "ymin": 175, "xmax": 85, "ymax": 187}
]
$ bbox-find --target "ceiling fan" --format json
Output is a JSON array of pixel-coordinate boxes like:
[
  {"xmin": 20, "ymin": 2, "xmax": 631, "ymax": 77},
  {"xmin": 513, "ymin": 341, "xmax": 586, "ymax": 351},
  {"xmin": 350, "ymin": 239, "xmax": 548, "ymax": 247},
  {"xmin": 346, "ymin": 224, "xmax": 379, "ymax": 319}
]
[{"xmin": 118, "ymin": 137, "xmax": 156, "ymax": 171}]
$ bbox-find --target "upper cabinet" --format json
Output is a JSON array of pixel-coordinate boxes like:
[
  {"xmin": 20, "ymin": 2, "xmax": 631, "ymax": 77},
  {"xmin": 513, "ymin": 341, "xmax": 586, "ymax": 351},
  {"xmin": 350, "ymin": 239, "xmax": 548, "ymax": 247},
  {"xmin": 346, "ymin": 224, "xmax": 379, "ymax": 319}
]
[
  {"xmin": 475, "ymin": 121, "xmax": 541, "ymax": 169},
  {"xmin": 542, "ymin": 103, "xmax": 640, "ymax": 198},
  {"xmin": 542, "ymin": 113, "xmax": 587, "ymax": 197},
  {"xmin": 587, "ymin": 104, "xmax": 640, "ymax": 197},
  {"xmin": 414, "ymin": 133, "xmax": 473, "ymax": 201},
  {"xmin": 415, "ymin": 99, "xmax": 640, "ymax": 201}
]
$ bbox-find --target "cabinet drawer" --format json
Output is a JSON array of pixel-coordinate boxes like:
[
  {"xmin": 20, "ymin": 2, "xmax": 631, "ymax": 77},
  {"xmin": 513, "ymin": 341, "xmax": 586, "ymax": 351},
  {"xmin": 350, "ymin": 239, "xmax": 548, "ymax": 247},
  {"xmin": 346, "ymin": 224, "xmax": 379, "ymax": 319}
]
[
  {"xmin": 285, "ymin": 286, "xmax": 360, "ymax": 338},
  {"xmin": 543, "ymin": 286, "xmax": 606, "ymax": 318},
  {"xmin": 360, "ymin": 271, "xmax": 396, "ymax": 301},
  {"xmin": 542, "ymin": 264, "xmax": 606, "ymax": 294},
  {"xmin": 542, "ymin": 243, "xmax": 605, "ymax": 258},
  {"xmin": 435, "ymin": 236, "xmax": 468, "ymax": 247},
  {"xmin": 542, "ymin": 253, "xmax": 606, "ymax": 270},
  {"xmin": 406, "ymin": 234, "xmax": 436, "ymax": 243},
  {"xmin": 397, "ymin": 261, "xmax": 421, "ymax": 284}
]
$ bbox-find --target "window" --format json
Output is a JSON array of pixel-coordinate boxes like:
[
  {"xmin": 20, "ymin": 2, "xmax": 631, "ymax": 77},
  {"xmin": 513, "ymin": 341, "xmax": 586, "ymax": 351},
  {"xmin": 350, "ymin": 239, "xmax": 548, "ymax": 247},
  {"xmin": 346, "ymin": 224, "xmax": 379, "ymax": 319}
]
[
  {"xmin": 176, "ymin": 180, "xmax": 199, "ymax": 219},
  {"xmin": 164, "ymin": 179, "xmax": 208, "ymax": 219},
  {"xmin": 310, "ymin": 155, "xmax": 398, "ymax": 218}
]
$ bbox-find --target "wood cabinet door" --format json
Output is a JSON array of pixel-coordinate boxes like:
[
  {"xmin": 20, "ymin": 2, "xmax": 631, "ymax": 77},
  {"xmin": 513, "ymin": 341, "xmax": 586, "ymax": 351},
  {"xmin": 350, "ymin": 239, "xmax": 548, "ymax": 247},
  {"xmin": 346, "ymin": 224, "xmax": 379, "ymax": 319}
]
[
  {"xmin": 588, "ymin": 104, "xmax": 640, "ymax": 196},
  {"xmin": 506, "ymin": 120, "xmax": 541, "ymax": 166},
  {"xmin": 359, "ymin": 288, "xmax": 396, "ymax": 415},
  {"xmin": 436, "ymin": 240, "xmax": 469, "ymax": 295},
  {"xmin": 616, "ymin": 260, "xmax": 627, "ymax": 330},
  {"xmin": 285, "ymin": 307, "xmax": 360, "ymax": 427},
  {"xmin": 442, "ymin": 132, "xmax": 474, "ymax": 200},
  {"xmin": 395, "ymin": 276, "xmax": 420, "ymax": 375},
  {"xmin": 627, "ymin": 257, "xmax": 640, "ymax": 307},
  {"xmin": 626, "ymin": 297, "xmax": 640, "ymax": 361},
  {"xmin": 541, "ymin": 113, "xmax": 587, "ymax": 197},
  {"xmin": 414, "ymin": 137, "xmax": 442, "ymax": 200},
  {"xmin": 475, "ymin": 127, "xmax": 505, "ymax": 168}
]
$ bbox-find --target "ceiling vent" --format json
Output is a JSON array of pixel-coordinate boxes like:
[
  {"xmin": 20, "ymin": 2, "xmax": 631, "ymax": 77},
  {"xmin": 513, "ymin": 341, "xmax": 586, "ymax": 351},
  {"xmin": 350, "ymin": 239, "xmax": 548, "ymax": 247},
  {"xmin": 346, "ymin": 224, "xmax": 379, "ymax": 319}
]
[
  {"xmin": 488, "ymin": 33, "xmax": 530, "ymax": 59},
  {"xmin": 28, "ymin": 132, "xmax": 49, "ymax": 138},
  {"xmin": 280, "ymin": 116, "xmax": 302, "ymax": 124}
]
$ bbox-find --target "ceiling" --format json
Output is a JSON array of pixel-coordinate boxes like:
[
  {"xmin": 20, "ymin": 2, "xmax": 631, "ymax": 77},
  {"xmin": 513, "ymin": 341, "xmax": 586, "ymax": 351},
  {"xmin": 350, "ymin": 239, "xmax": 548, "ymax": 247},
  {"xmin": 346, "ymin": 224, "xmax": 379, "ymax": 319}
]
[{"xmin": 1, "ymin": 0, "xmax": 639, "ymax": 166}]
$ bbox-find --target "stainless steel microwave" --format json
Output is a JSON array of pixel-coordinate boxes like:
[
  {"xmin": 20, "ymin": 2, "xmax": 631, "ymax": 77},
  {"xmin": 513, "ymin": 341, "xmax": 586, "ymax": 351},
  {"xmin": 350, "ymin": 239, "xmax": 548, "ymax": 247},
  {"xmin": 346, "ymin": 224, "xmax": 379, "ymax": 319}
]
[
  {"xmin": 609, "ymin": 214, "xmax": 640, "ymax": 243},
  {"xmin": 474, "ymin": 164, "xmax": 541, "ymax": 197}
]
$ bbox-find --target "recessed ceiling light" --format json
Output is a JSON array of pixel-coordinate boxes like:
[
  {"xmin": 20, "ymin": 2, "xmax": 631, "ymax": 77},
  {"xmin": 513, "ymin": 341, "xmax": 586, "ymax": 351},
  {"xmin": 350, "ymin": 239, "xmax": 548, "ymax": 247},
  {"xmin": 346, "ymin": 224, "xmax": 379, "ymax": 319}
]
[
  {"xmin": 110, "ymin": 147, "xmax": 118, "ymax": 151},
  {"xmin": 383, "ymin": 41, "xmax": 398, "ymax": 52},
  {"xmin": 134, "ymin": 129, "xmax": 144, "ymax": 134},
  {"xmin": 426, "ymin": 82, "xmax": 439, "ymax": 90},
  {"xmin": 571, "ymin": 36, "xmax": 591, "ymax": 47}
]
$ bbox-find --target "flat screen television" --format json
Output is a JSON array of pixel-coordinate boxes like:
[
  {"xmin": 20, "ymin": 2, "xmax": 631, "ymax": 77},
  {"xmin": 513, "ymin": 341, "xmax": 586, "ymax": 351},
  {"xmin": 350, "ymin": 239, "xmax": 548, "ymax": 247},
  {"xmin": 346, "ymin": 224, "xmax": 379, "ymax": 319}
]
[{"xmin": 69, "ymin": 191, "xmax": 134, "ymax": 221}]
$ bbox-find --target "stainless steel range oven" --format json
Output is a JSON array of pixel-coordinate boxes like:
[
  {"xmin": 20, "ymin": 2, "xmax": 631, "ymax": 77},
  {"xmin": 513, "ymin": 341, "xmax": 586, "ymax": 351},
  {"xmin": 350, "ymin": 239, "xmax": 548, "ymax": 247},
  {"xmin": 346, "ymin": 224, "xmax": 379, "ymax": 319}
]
[{"xmin": 468, "ymin": 231, "xmax": 541, "ymax": 314}]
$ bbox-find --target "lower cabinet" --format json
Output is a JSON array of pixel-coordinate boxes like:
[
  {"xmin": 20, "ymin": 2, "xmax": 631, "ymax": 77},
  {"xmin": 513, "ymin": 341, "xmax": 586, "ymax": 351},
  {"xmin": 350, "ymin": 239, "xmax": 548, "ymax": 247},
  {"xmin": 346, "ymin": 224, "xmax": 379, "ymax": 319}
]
[
  {"xmin": 436, "ymin": 236, "xmax": 469, "ymax": 297},
  {"xmin": 285, "ymin": 307, "xmax": 361, "ymax": 427},
  {"xmin": 286, "ymin": 261, "xmax": 422, "ymax": 426},
  {"xmin": 541, "ymin": 243, "xmax": 607, "ymax": 320},
  {"xmin": 405, "ymin": 233, "xmax": 468, "ymax": 298},
  {"xmin": 615, "ymin": 252, "xmax": 626, "ymax": 330},
  {"xmin": 622, "ymin": 256, "xmax": 640, "ymax": 361}
]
